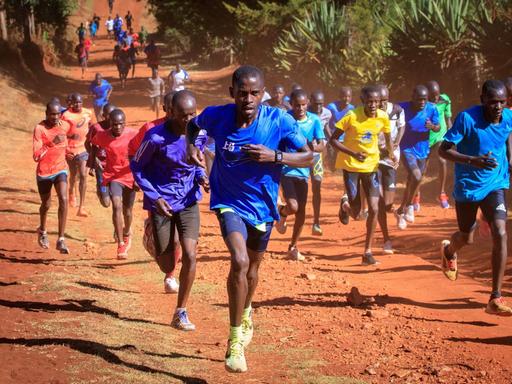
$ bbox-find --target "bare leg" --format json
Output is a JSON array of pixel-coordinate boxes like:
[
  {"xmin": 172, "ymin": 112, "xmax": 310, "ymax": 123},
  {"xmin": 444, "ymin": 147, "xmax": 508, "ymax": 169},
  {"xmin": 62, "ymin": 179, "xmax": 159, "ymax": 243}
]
[
  {"xmin": 311, "ymin": 177, "xmax": 321, "ymax": 226},
  {"xmin": 38, "ymin": 192, "xmax": 51, "ymax": 232},
  {"xmin": 365, "ymin": 195, "xmax": 379, "ymax": 252},
  {"xmin": 176, "ymin": 237, "xmax": 197, "ymax": 308},
  {"xmin": 111, "ymin": 196, "xmax": 124, "ymax": 245},
  {"xmin": 225, "ymin": 232, "xmax": 250, "ymax": 327},
  {"xmin": 77, "ymin": 159, "xmax": 88, "ymax": 216},
  {"xmin": 490, "ymin": 219, "xmax": 508, "ymax": 296},
  {"xmin": 55, "ymin": 180, "xmax": 68, "ymax": 238},
  {"xmin": 245, "ymin": 249, "xmax": 265, "ymax": 308}
]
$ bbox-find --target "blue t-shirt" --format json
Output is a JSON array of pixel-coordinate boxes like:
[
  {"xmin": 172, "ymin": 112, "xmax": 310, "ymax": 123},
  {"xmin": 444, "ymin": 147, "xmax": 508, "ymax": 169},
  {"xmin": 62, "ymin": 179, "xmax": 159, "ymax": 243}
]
[
  {"xmin": 444, "ymin": 106, "xmax": 512, "ymax": 202},
  {"xmin": 193, "ymin": 104, "xmax": 306, "ymax": 227},
  {"xmin": 400, "ymin": 101, "xmax": 440, "ymax": 159},
  {"xmin": 89, "ymin": 80, "xmax": 112, "ymax": 107},
  {"xmin": 326, "ymin": 102, "xmax": 355, "ymax": 134},
  {"xmin": 282, "ymin": 111, "xmax": 325, "ymax": 179}
]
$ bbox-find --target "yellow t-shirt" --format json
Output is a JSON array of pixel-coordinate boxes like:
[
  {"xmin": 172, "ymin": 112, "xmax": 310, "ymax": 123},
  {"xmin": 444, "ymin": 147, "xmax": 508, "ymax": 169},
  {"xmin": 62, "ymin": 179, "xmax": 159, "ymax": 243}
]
[{"xmin": 335, "ymin": 106, "xmax": 390, "ymax": 173}]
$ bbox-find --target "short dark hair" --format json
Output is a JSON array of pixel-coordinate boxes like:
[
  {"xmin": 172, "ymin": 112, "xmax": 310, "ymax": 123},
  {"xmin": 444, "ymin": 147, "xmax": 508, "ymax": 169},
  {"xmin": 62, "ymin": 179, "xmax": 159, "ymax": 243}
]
[
  {"xmin": 172, "ymin": 89, "xmax": 195, "ymax": 107},
  {"xmin": 482, "ymin": 79, "xmax": 506, "ymax": 96},
  {"xmin": 232, "ymin": 65, "xmax": 264, "ymax": 87},
  {"xmin": 412, "ymin": 84, "xmax": 428, "ymax": 96},
  {"xmin": 110, "ymin": 108, "xmax": 125, "ymax": 119},
  {"xmin": 361, "ymin": 85, "xmax": 379, "ymax": 97},
  {"xmin": 290, "ymin": 88, "xmax": 308, "ymax": 101}
]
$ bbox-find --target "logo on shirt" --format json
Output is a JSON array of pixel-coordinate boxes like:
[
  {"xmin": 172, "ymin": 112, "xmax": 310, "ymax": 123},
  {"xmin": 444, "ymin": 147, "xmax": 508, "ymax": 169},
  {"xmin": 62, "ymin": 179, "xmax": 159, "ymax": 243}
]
[
  {"xmin": 361, "ymin": 131, "xmax": 373, "ymax": 144},
  {"xmin": 222, "ymin": 141, "xmax": 236, "ymax": 152},
  {"xmin": 496, "ymin": 203, "xmax": 507, "ymax": 212}
]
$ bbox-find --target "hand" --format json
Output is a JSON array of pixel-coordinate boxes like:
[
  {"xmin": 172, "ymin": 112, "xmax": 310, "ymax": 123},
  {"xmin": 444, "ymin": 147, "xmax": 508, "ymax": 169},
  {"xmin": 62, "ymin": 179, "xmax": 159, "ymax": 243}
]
[
  {"xmin": 353, "ymin": 151, "xmax": 367, "ymax": 162},
  {"xmin": 198, "ymin": 176, "xmax": 210, "ymax": 193},
  {"xmin": 425, "ymin": 119, "xmax": 435, "ymax": 131},
  {"xmin": 469, "ymin": 152, "xmax": 498, "ymax": 170},
  {"xmin": 88, "ymin": 168, "xmax": 95, "ymax": 177},
  {"xmin": 187, "ymin": 144, "xmax": 205, "ymax": 168},
  {"xmin": 53, "ymin": 134, "xmax": 66, "ymax": 145},
  {"xmin": 241, "ymin": 144, "xmax": 275, "ymax": 162},
  {"xmin": 66, "ymin": 152, "xmax": 75, "ymax": 161},
  {"xmin": 310, "ymin": 139, "xmax": 323, "ymax": 153},
  {"xmin": 155, "ymin": 197, "xmax": 173, "ymax": 218}
]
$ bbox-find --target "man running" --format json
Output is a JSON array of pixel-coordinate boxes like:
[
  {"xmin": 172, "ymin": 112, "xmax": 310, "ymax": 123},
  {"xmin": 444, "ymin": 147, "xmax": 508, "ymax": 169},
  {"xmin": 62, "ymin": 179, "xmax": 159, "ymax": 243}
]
[
  {"xmin": 187, "ymin": 65, "xmax": 311, "ymax": 373},
  {"xmin": 148, "ymin": 68, "xmax": 165, "ymax": 119},
  {"xmin": 105, "ymin": 16, "xmax": 114, "ymax": 39},
  {"xmin": 75, "ymin": 38, "xmax": 88, "ymax": 79},
  {"xmin": 125, "ymin": 11, "xmax": 133, "ymax": 30},
  {"xmin": 326, "ymin": 86, "xmax": 354, "ymax": 171},
  {"xmin": 144, "ymin": 40, "xmax": 160, "ymax": 70},
  {"xmin": 92, "ymin": 109, "xmax": 137, "ymax": 259},
  {"xmin": 131, "ymin": 90, "xmax": 208, "ymax": 331},
  {"xmin": 113, "ymin": 42, "xmax": 131, "ymax": 89},
  {"xmin": 63, "ymin": 93, "xmax": 92, "ymax": 217},
  {"xmin": 89, "ymin": 73, "xmax": 113, "ymax": 122},
  {"xmin": 395, "ymin": 85, "xmax": 440, "ymax": 229},
  {"xmin": 262, "ymin": 84, "xmax": 291, "ymax": 110},
  {"xmin": 86, "ymin": 103, "xmax": 116, "ymax": 208},
  {"xmin": 108, "ymin": 0, "xmax": 114, "ymax": 14},
  {"xmin": 376, "ymin": 85, "xmax": 405, "ymax": 254},
  {"xmin": 424, "ymin": 80, "xmax": 453, "ymax": 209},
  {"xmin": 168, "ymin": 64, "xmax": 190, "ymax": 92},
  {"xmin": 330, "ymin": 85, "xmax": 395, "ymax": 265},
  {"xmin": 113, "ymin": 14, "xmax": 123, "ymax": 41},
  {"xmin": 439, "ymin": 79, "xmax": 512, "ymax": 316},
  {"xmin": 34, "ymin": 101, "xmax": 71, "ymax": 254},
  {"xmin": 307, "ymin": 90, "xmax": 332, "ymax": 235},
  {"xmin": 276, "ymin": 89, "xmax": 325, "ymax": 259}
]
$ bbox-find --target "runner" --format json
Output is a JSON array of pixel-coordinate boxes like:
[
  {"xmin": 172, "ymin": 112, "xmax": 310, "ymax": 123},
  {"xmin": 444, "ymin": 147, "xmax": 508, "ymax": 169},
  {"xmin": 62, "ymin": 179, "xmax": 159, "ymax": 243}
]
[
  {"xmin": 89, "ymin": 18, "xmax": 97, "ymax": 41},
  {"xmin": 283, "ymin": 83, "xmax": 302, "ymax": 104},
  {"xmin": 63, "ymin": 93, "xmax": 93, "ymax": 217},
  {"xmin": 92, "ymin": 14, "xmax": 100, "ymax": 34},
  {"xmin": 395, "ymin": 85, "xmax": 440, "ymax": 229},
  {"xmin": 168, "ymin": 63, "xmax": 190, "ymax": 92},
  {"xmin": 148, "ymin": 68, "xmax": 165, "ymax": 119},
  {"xmin": 86, "ymin": 103, "xmax": 116, "ymax": 208},
  {"xmin": 276, "ymin": 89, "xmax": 325, "ymax": 259},
  {"xmin": 105, "ymin": 16, "xmax": 114, "ymax": 39},
  {"xmin": 125, "ymin": 11, "xmax": 133, "ymax": 30},
  {"xmin": 376, "ymin": 85, "xmax": 405, "ymax": 254},
  {"xmin": 92, "ymin": 109, "xmax": 137, "ymax": 259},
  {"xmin": 329, "ymin": 85, "xmax": 395, "ymax": 265},
  {"xmin": 423, "ymin": 80, "xmax": 453, "ymax": 209},
  {"xmin": 439, "ymin": 79, "xmax": 512, "ymax": 316},
  {"xmin": 75, "ymin": 38, "xmax": 88, "ymax": 79},
  {"xmin": 128, "ymin": 91, "xmax": 182, "ymax": 293},
  {"xmin": 187, "ymin": 65, "xmax": 312, "ymax": 372},
  {"xmin": 33, "ymin": 101, "xmax": 71, "ymax": 254},
  {"xmin": 108, "ymin": 0, "xmax": 114, "ymax": 14},
  {"xmin": 89, "ymin": 73, "xmax": 113, "ymax": 122},
  {"xmin": 76, "ymin": 22, "xmax": 86, "ymax": 40},
  {"xmin": 326, "ymin": 86, "xmax": 355, "ymax": 171},
  {"xmin": 128, "ymin": 41, "xmax": 139, "ymax": 78},
  {"xmin": 113, "ymin": 42, "xmax": 131, "ymax": 89},
  {"xmin": 139, "ymin": 25, "xmax": 148, "ymax": 48},
  {"xmin": 131, "ymin": 90, "xmax": 209, "ymax": 331},
  {"xmin": 307, "ymin": 90, "xmax": 332, "ymax": 235},
  {"xmin": 144, "ymin": 40, "xmax": 160, "ymax": 70},
  {"xmin": 262, "ymin": 84, "xmax": 291, "ymax": 110},
  {"xmin": 113, "ymin": 14, "xmax": 123, "ymax": 41}
]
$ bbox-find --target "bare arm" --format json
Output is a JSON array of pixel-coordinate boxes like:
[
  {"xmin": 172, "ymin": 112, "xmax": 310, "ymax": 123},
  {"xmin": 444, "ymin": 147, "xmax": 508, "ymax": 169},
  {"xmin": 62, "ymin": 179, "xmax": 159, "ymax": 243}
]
[
  {"xmin": 383, "ymin": 132, "xmax": 395, "ymax": 162},
  {"xmin": 439, "ymin": 141, "xmax": 497, "ymax": 169}
]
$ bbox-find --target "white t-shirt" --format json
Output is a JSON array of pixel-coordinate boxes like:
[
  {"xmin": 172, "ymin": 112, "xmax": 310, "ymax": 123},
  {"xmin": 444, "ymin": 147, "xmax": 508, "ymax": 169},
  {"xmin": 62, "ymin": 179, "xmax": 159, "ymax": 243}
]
[
  {"xmin": 379, "ymin": 102, "xmax": 405, "ymax": 168},
  {"xmin": 148, "ymin": 77, "xmax": 165, "ymax": 98},
  {"xmin": 170, "ymin": 69, "xmax": 189, "ymax": 91},
  {"xmin": 105, "ymin": 19, "xmax": 114, "ymax": 31}
]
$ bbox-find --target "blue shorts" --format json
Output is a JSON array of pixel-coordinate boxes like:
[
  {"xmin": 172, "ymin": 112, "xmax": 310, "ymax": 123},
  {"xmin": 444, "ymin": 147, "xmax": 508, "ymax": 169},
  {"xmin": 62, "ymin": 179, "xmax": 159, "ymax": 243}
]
[
  {"xmin": 402, "ymin": 151, "xmax": 427, "ymax": 175},
  {"xmin": 455, "ymin": 189, "xmax": 507, "ymax": 233},
  {"xmin": 216, "ymin": 209, "xmax": 273, "ymax": 253},
  {"xmin": 68, "ymin": 151, "xmax": 89, "ymax": 166}
]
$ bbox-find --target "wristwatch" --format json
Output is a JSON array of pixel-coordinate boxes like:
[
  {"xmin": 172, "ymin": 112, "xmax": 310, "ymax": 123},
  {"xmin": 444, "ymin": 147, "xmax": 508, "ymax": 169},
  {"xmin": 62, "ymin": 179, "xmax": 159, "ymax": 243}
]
[{"xmin": 275, "ymin": 150, "xmax": 283, "ymax": 164}]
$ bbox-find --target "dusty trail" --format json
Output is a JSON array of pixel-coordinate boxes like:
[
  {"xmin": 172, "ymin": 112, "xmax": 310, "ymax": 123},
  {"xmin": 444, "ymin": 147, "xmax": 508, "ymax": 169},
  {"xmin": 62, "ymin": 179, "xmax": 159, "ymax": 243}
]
[{"xmin": 0, "ymin": 0, "xmax": 512, "ymax": 383}]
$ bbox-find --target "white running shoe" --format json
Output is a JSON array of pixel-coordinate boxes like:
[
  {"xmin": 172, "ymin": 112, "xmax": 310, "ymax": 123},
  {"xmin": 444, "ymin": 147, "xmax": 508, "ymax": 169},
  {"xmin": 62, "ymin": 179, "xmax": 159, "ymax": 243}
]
[
  {"xmin": 225, "ymin": 339, "xmax": 247, "ymax": 373},
  {"xmin": 404, "ymin": 205, "xmax": 415, "ymax": 223},
  {"xmin": 287, "ymin": 246, "xmax": 305, "ymax": 261},
  {"xmin": 164, "ymin": 277, "xmax": 179, "ymax": 293},
  {"xmin": 383, "ymin": 241, "xmax": 394, "ymax": 254},
  {"xmin": 395, "ymin": 212, "xmax": 407, "ymax": 230}
]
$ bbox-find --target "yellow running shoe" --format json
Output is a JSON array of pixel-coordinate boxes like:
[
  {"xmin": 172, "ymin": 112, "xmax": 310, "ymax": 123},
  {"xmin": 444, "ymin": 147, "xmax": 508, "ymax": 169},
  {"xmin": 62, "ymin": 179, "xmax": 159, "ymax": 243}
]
[
  {"xmin": 225, "ymin": 339, "xmax": 247, "ymax": 373},
  {"xmin": 440, "ymin": 240, "xmax": 457, "ymax": 281},
  {"xmin": 485, "ymin": 297, "xmax": 512, "ymax": 317},
  {"xmin": 241, "ymin": 312, "xmax": 253, "ymax": 348}
]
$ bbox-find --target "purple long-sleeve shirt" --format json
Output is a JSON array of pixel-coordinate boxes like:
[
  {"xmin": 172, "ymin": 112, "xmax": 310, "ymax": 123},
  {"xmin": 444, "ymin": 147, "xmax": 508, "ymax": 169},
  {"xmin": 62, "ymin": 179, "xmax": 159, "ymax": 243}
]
[{"xmin": 130, "ymin": 122, "xmax": 206, "ymax": 213}]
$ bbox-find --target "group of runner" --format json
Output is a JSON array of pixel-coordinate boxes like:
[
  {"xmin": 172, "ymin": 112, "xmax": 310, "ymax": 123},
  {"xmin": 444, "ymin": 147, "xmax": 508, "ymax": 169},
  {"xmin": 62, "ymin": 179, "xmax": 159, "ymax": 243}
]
[{"xmin": 33, "ymin": 62, "xmax": 512, "ymax": 374}]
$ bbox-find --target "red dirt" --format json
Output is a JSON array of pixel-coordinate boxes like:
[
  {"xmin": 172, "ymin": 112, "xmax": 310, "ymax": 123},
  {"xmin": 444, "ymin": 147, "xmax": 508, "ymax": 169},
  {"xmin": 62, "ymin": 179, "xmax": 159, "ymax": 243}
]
[{"xmin": 1, "ymin": 1, "xmax": 512, "ymax": 383}]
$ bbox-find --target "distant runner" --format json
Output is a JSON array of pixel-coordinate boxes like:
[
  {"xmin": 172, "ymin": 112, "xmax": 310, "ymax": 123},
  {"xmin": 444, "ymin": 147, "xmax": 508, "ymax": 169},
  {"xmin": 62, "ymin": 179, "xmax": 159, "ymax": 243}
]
[
  {"xmin": 168, "ymin": 64, "xmax": 190, "ymax": 92},
  {"xmin": 144, "ymin": 40, "xmax": 160, "ymax": 70},
  {"xmin": 326, "ymin": 86, "xmax": 354, "ymax": 171},
  {"xmin": 148, "ymin": 68, "xmax": 165, "ymax": 119},
  {"xmin": 75, "ymin": 38, "xmax": 88, "ymax": 79},
  {"xmin": 262, "ymin": 84, "xmax": 291, "ymax": 110},
  {"xmin": 89, "ymin": 73, "xmax": 113, "ymax": 122},
  {"xmin": 105, "ymin": 16, "xmax": 114, "ymax": 39}
]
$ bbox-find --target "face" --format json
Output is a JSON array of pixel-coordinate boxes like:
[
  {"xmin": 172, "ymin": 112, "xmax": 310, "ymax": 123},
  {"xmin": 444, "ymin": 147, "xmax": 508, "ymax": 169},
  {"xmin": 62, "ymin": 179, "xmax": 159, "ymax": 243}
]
[
  {"xmin": 428, "ymin": 85, "xmax": 440, "ymax": 103},
  {"xmin": 110, "ymin": 113, "xmax": 125, "ymax": 137},
  {"xmin": 310, "ymin": 93, "xmax": 324, "ymax": 114},
  {"xmin": 230, "ymin": 75, "xmax": 265, "ymax": 121},
  {"xmin": 412, "ymin": 88, "xmax": 428, "ymax": 110},
  {"xmin": 46, "ymin": 105, "xmax": 61, "ymax": 126},
  {"xmin": 71, "ymin": 95, "xmax": 83, "ymax": 112},
  {"xmin": 291, "ymin": 95, "xmax": 309, "ymax": 120},
  {"xmin": 95, "ymin": 74, "xmax": 102, "ymax": 85},
  {"xmin": 481, "ymin": 88, "xmax": 507, "ymax": 122},
  {"xmin": 272, "ymin": 86, "xmax": 285, "ymax": 103},
  {"xmin": 361, "ymin": 91, "xmax": 380, "ymax": 117},
  {"xmin": 379, "ymin": 89, "xmax": 389, "ymax": 110},
  {"xmin": 340, "ymin": 89, "xmax": 352, "ymax": 106},
  {"xmin": 172, "ymin": 97, "xmax": 197, "ymax": 130}
]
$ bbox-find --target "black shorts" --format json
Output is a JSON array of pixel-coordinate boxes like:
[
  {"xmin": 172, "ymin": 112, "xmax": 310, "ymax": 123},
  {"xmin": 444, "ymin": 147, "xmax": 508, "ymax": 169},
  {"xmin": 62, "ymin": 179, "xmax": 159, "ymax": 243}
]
[
  {"xmin": 455, "ymin": 189, "xmax": 508, "ymax": 233},
  {"xmin": 152, "ymin": 203, "xmax": 200, "ymax": 273},
  {"xmin": 109, "ymin": 181, "xmax": 136, "ymax": 207},
  {"xmin": 216, "ymin": 209, "xmax": 273, "ymax": 253},
  {"xmin": 378, "ymin": 164, "xmax": 396, "ymax": 192},
  {"xmin": 281, "ymin": 175, "xmax": 308, "ymax": 207},
  {"xmin": 37, "ymin": 171, "xmax": 67, "ymax": 195},
  {"xmin": 343, "ymin": 170, "xmax": 380, "ymax": 216}
]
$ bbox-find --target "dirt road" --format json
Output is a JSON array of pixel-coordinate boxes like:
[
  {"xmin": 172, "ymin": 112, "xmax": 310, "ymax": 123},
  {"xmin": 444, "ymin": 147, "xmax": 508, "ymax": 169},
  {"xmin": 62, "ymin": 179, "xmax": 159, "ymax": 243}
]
[{"xmin": 0, "ymin": 1, "xmax": 511, "ymax": 383}]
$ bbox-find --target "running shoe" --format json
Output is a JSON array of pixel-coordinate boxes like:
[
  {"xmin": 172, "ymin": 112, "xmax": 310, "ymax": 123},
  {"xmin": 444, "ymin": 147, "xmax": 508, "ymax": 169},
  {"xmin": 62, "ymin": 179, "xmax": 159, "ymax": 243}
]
[
  {"xmin": 37, "ymin": 228, "xmax": 49, "ymax": 249},
  {"xmin": 171, "ymin": 309, "xmax": 196, "ymax": 331},
  {"xmin": 338, "ymin": 195, "xmax": 350, "ymax": 225},
  {"xmin": 287, "ymin": 246, "xmax": 305, "ymax": 261},
  {"xmin": 485, "ymin": 297, "xmax": 512, "ymax": 317},
  {"xmin": 440, "ymin": 240, "xmax": 457, "ymax": 281},
  {"xmin": 395, "ymin": 212, "xmax": 407, "ymax": 230},
  {"xmin": 117, "ymin": 242, "xmax": 129, "ymax": 260},
  {"xmin": 123, "ymin": 234, "xmax": 132, "ymax": 252},
  {"xmin": 312, "ymin": 224, "xmax": 323, "ymax": 236},
  {"xmin": 383, "ymin": 240, "xmax": 394, "ymax": 255},
  {"xmin": 361, "ymin": 252, "xmax": 380, "ymax": 266},
  {"xmin": 413, "ymin": 194, "xmax": 420, "ymax": 212},
  {"xmin": 356, "ymin": 210, "xmax": 369, "ymax": 221},
  {"xmin": 404, "ymin": 205, "xmax": 415, "ymax": 223},
  {"xmin": 478, "ymin": 214, "xmax": 491, "ymax": 238},
  {"xmin": 164, "ymin": 276, "xmax": 179, "ymax": 293},
  {"xmin": 225, "ymin": 339, "xmax": 247, "ymax": 373},
  {"xmin": 241, "ymin": 310, "xmax": 253, "ymax": 347},
  {"xmin": 439, "ymin": 192, "xmax": 450, "ymax": 209},
  {"xmin": 56, "ymin": 238, "xmax": 69, "ymax": 254}
]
